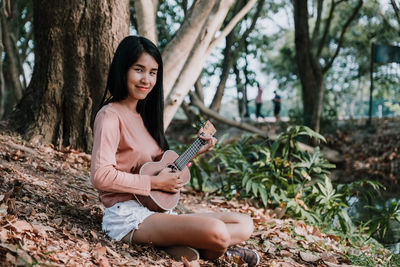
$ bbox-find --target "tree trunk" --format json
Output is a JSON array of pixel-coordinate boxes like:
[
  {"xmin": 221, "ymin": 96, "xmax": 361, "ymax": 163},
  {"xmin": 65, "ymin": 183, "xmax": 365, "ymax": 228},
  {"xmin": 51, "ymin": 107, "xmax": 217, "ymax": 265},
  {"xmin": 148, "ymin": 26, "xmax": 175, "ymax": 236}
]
[
  {"xmin": 162, "ymin": 0, "xmax": 217, "ymax": 96},
  {"xmin": 163, "ymin": 1, "xmax": 236, "ymax": 129},
  {"xmin": 209, "ymin": 31, "xmax": 235, "ymax": 112},
  {"xmin": 194, "ymin": 77, "xmax": 204, "ymax": 103},
  {"xmin": 1, "ymin": 13, "xmax": 23, "ymax": 102},
  {"xmin": 209, "ymin": 0, "xmax": 263, "ymax": 114},
  {"xmin": 8, "ymin": 0, "xmax": 129, "ymax": 152},
  {"xmin": 233, "ymin": 65, "xmax": 244, "ymax": 118},
  {"xmin": 293, "ymin": 0, "xmax": 323, "ymax": 132},
  {"xmin": 242, "ymin": 45, "xmax": 250, "ymax": 118},
  {"xmin": 133, "ymin": 0, "xmax": 158, "ymax": 44},
  {"xmin": 162, "ymin": 0, "xmax": 258, "ymax": 129},
  {"xmin": 0, "ymin": 17, "xmax": 5, "ymax": 119},
  {"xmin": 294, "ymin": 0, "xmax": 362, "ymax": 132}
]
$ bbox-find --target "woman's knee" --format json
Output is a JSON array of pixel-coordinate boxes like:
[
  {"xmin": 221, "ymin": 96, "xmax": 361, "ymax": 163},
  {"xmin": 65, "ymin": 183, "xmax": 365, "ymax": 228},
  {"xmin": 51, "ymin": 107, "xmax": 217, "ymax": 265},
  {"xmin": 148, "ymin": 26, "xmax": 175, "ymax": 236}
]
[
  {"xmin": 205, "ymin": 219, "xmax": 230, "ymax": 250},
  {"xmin": 236, "ymin": 213, "xmax": 254, "ymax": 240}
]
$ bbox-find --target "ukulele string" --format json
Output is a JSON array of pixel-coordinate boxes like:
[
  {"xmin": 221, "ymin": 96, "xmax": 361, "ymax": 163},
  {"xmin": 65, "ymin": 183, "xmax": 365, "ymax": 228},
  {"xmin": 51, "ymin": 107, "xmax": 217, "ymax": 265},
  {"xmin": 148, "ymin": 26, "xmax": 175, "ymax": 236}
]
[
  {"xmin": 174, "ymin": 138, "xmax": 202, "ymax": 170},
  {"xmin": 174, "ymin": 138, "xmax": 206, "ymax": 170}
]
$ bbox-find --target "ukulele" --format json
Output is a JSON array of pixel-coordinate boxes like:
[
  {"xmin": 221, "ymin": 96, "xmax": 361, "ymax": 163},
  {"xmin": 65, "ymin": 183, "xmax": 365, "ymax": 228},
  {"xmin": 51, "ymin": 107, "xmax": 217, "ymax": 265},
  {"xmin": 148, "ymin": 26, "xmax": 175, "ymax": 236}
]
[{"xmin": 134, "ymin": 120, "xmax": 216, "ymax": 212}]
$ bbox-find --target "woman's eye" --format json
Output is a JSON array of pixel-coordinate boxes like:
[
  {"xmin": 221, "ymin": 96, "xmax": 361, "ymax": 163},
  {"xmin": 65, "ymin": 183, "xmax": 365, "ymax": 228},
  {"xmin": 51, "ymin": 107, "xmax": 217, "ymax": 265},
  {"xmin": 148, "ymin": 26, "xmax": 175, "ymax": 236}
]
[
  {"xmin": 150, "ymin": 71, "xmax": 157, "ymax": 76},
  {"xmin": 134, "ymin": 68, "xmax": 142, "ymax": 72}
]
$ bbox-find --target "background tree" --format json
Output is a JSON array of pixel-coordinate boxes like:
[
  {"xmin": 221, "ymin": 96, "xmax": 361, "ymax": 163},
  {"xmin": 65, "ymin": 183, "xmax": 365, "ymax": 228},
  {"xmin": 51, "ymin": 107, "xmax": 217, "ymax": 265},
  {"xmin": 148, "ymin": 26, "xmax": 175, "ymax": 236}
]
[
  {"xmin": 209, "ymin": 0, "xmax": 265, "ymax": 113},
  {"xmin": 4, "ymin": 0, "xmax": 260, "ymax": 151},
  {"xmin": 3, "ymin": 0, "xmax": 399, "ymax": 152},
  {"xmin": 124, "ymin": 0, "xmax": 259, "ymax": 130},
  {"xmin": 8, "ymin": 0, "xmax": 130, "ymax": 151},
  {"xmin": 0, "ymin": 0, "xmax": 32, "ymax": 118},
  {"xmin": 264, "ymin": 1, "xmax": 400, "ymax": 126},
  {"xmin": 293, "ymin": 0, "xmax": 363, "ymax": 132}
]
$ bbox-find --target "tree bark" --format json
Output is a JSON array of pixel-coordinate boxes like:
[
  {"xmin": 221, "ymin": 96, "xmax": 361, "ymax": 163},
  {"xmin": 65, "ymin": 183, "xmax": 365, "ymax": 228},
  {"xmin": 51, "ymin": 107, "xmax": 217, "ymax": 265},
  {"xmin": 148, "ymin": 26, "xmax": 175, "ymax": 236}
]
[
  {"xmin": 162, "ymin": 0, "xmax": 217, "ymax": 96},
  {"xmin": 294, "ymin": 0, "xmax": 324, "ymax": 132},
  {"xmin": 0, "ymin": 17, "xmax": 5, "ymax": 119},
  {"xmin": 1, "ymin": 13, "xmax": 23, "ymax": 102},
  {"xmin": 242, "ymin": 43, "xmax": 250, "ymax": 118},
  {"xmin": 8, "ymin": 0, "xmax": 129, "ymax": 152},
  {"xmin": 194, "ymin": 77, "xmax": 204, "ymax": 103},
  {"xmin": 180, "ymin": 100, "xmax": 198, "ymax": 123},
  {"xmin": 209, "ymin": 31, "xmax": 235, "ymax": 112},
  {"xmin": 234, "ymin": 65, "xmax": 244, "ymax": 117},
  {"xmin": 294, "ymin": 0, "xmax": 362, "ymax": 132},
  {"xmin": 163, "ymin": 1, "xmax": 236, "ymax": 129},
  {"xmin": 209, "ymin": 0, "xmax": 263, "ymax": 113},
  {"xmin": 133, "ymin": 0, "xmax": 158, "ymax": 44}
]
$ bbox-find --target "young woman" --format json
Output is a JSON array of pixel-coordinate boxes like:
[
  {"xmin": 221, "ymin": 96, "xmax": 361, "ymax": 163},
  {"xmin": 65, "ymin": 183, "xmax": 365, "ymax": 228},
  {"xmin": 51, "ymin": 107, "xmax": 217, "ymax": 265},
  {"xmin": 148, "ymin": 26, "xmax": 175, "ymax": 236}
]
[{"xmin": 90, "ymin": 36, "xmax": 259, "ymax": 266}]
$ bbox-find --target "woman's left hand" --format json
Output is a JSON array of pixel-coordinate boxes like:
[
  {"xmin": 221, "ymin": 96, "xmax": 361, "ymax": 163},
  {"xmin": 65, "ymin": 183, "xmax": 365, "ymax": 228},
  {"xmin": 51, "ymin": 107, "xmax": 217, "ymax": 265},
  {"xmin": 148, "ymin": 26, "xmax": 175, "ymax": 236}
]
[{"xmin": 195, "ymin": 128, "xmax": 217, "ymax": 157}]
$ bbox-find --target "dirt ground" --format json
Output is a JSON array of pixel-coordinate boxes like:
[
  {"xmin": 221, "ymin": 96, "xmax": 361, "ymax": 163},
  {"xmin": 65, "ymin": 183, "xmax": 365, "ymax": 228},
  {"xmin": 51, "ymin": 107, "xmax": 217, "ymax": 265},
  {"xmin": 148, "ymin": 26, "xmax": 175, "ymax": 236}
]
[
  {"xmin": 323, "ymin": 117, "xmax": 400, "ymax": 195},
  {"xmin": 0, "ymin": 127, "xmax": 390, "ymax": 266}
]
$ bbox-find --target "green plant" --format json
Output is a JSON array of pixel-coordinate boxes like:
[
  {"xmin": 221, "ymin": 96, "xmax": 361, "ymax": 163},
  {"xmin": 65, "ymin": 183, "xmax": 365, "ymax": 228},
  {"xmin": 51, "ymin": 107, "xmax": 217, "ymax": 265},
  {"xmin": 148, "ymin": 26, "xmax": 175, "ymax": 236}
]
[
  {"xmin": 208, "ymin": 126, "xmax": 336, "ymax": 213},
  {"xmin": 288, "ymin": 108, "xmax": 303, "ymax": 125},
  {"xmin": 186, "ymin": 124, "xmax": 399, "ymax": 260},
  {"xmin": 367, "ymin": 200, "xmax": 400, "ymax": 243}
]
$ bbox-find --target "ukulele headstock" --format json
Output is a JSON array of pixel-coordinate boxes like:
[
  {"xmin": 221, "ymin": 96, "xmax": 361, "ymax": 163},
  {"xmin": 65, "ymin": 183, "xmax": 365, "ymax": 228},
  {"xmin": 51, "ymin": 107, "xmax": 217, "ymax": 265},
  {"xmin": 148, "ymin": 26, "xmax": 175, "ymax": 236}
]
[{"xmin": 201, "ymin": 120, "xmax": 216, "ymax": 137}]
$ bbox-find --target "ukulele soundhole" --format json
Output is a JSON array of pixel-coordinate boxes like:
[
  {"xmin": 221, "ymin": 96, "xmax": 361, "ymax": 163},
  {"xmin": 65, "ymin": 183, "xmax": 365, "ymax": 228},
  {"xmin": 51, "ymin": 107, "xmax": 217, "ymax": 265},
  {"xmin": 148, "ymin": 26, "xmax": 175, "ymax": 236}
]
[{"xmin": 168, "ymin": 164, "xmax": 178, "ymax": 171}]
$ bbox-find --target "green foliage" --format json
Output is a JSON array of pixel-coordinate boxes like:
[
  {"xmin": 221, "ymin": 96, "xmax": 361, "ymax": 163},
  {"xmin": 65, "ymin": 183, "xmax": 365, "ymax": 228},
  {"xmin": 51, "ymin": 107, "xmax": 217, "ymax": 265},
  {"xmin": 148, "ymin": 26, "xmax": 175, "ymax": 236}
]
[
  {"xmin": 186, "ymin": 125, "xmax": 399, "ymax": 260},
  {"xmin": 346, "ymin": 249, "xmax": 400, "ymax": 267},
  {"xmin": 367, "ymin": 200, "xmax": 400, "ymax": 243},
  {"xmin": 204, "ymin": 126, "xmax": 337, "ymax": 217}
]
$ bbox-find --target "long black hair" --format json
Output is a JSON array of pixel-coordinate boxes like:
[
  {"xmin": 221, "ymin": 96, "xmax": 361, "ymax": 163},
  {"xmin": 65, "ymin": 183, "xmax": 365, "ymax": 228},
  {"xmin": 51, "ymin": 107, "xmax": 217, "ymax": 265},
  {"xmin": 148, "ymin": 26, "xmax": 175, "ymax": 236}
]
[{"xmin": 100, "ymin": 36, "xmax": 169, "ymax": 150}]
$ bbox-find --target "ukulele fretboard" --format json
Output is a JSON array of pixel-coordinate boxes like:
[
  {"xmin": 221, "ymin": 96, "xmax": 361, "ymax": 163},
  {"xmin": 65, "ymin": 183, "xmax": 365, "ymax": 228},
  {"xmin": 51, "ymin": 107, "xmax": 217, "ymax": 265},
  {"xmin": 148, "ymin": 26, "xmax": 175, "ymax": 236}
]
[{"xmin": 174, "ymin": 138, "xmax": 206, "ymax": 170}]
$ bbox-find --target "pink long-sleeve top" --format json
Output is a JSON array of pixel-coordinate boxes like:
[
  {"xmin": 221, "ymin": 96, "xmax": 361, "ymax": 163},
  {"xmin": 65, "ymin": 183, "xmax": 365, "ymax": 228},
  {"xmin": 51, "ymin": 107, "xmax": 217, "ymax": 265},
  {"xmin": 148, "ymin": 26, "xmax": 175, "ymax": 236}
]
[{"xmin": 90, "ymin": 102, "xmax": 164, "ymax": 208}]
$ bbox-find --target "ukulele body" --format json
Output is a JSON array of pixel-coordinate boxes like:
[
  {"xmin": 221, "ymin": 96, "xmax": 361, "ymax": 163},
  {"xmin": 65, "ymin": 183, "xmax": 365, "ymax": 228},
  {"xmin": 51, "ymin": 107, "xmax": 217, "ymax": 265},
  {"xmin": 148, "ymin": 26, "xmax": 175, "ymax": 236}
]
[{"xmin": 134, "ymin": 150, "xmax": 190, "ymax": 212}]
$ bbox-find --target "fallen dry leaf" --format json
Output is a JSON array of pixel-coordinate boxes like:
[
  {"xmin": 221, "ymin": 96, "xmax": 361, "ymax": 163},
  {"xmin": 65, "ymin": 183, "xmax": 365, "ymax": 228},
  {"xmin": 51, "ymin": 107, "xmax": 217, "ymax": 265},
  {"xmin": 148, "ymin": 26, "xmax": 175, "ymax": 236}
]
[
  {"xmin": 299, "ymin": 251, "xmax": 320, "ymax": 262},
  {"xmin": 11, "ymin": 219, "xmax": 33, "ymax": 233},
  {"xmin": 0, "ymin": 128, "xmax": 395, "ymax": 267}
]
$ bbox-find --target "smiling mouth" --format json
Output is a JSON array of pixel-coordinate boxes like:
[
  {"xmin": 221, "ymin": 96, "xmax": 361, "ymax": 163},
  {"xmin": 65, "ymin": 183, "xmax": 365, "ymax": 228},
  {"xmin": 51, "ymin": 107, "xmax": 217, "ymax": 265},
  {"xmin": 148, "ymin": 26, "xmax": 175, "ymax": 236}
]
[{"xmin": 137, "ymin": 86, "xmax": 149, "ymax": 90}]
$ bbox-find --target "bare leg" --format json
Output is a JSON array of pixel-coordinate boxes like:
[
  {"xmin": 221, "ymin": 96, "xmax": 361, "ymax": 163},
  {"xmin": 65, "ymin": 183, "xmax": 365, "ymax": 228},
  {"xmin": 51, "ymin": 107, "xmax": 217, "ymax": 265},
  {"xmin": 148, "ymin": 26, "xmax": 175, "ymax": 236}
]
[
  {"xmin": 130, "ymin": 212, "xmax": 253, "ymax": 260},
  {"xmin": 183, "ymin": 212, "xmax": 254, "ymax": 245}
]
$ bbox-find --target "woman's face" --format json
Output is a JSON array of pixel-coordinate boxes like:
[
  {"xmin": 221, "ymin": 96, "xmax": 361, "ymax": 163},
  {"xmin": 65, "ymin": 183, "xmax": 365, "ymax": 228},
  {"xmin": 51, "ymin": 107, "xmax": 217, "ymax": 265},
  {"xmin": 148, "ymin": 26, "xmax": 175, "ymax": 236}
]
[{"xmin": 126, "ymin": 52, "xmax": 158, "ymax": 101}]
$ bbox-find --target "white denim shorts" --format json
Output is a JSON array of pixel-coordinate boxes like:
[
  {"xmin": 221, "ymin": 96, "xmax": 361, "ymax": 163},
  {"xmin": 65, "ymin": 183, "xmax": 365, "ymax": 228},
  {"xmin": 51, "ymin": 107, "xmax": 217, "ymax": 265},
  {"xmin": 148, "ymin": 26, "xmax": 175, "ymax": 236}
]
[{"xmin": 102, "ymin": 199, "xmax": 176, "ymax": 241}]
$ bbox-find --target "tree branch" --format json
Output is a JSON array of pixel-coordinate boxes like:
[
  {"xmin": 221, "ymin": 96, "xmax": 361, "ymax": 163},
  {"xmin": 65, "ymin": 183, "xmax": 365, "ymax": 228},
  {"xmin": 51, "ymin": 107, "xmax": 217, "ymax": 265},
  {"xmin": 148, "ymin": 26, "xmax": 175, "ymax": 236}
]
[
  {"xmin": 323, "ymin": 0, "xmax": 363, "ymax": 73},
  {"xmin": 10, "ymin": 33, "xmax": 27, "ymax": 89},
  {"xmin": 1, "ymin": 13, "xmax": 23, "ymax": 101},
  {"xmin": 133, "ymin": 0, "xmax": 158, "ymax": 44},
  {"xmin": 390, "ymin": 0, "xmax": 400, "ymax": 26},
  {"xmin": 180, "ymin": 99, "xmax": 198, "ymax": 122},
  {"xmin": 311, "ymin": 0, "xmax": 323, "ymax": 46},
  {"xmin": 194, "ymin": 77, "xmax": 204, "ymax": 103},
  {"xmin": 207, "ymin": 0, "xmax": 257, "ymax": 54},
  {"xmin": 316, "ymin": 0, "xmax": 336, "ymax": 57},
  {"xmin": 189, "ymin": 90, "xmax": 344, "ymax": 161},
  {"xmin": 209, "ymin": 0, "xmax": 264, "ymax": 112},
  {"xmin": 189, "ymin": 91, "xmax": 268, "ymax": 137}
]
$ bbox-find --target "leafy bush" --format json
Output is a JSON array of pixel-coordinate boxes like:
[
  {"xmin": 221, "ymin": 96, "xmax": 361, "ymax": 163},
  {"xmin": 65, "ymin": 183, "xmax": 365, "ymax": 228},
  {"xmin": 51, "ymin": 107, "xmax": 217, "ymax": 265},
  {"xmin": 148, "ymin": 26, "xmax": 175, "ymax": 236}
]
[
  {"xmin": 367, "ymin": 199, "xmax": 400, "ymax": 244},
  {"xmin": 178, "ymin": 125, "xmax": 400, "ymax": 263},
  {"xmin": 209, "ymin": 126, "xmax": 339, "ymax": 222},
  {"xmin": 188, "ymin": 126, "xmax": 387, "ymax": 238}
]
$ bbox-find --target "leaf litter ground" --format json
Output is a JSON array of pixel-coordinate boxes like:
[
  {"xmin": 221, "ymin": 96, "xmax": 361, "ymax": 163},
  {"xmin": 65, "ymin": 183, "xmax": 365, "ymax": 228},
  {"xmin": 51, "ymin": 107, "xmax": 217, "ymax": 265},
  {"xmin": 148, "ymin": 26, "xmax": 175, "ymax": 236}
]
[{"xmin": 0, "ymin": 129, "xmax": 388, "ymax": 266}]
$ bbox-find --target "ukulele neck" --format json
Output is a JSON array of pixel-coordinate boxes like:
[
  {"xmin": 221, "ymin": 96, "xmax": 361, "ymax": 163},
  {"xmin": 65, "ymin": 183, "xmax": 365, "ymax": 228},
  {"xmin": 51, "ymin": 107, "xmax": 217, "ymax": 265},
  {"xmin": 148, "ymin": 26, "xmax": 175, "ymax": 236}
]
[{"xmin": 173, "ymin": 138, "xmax": 206, "ymax": 171}]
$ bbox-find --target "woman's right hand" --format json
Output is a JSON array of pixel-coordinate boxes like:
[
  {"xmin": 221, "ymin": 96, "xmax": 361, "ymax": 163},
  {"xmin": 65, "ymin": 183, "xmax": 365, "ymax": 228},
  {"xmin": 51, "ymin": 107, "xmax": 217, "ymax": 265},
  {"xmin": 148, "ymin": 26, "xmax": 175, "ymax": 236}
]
[{"xmin": 150, "ymin": 167, "xmax": 184, "ymax": 193}]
